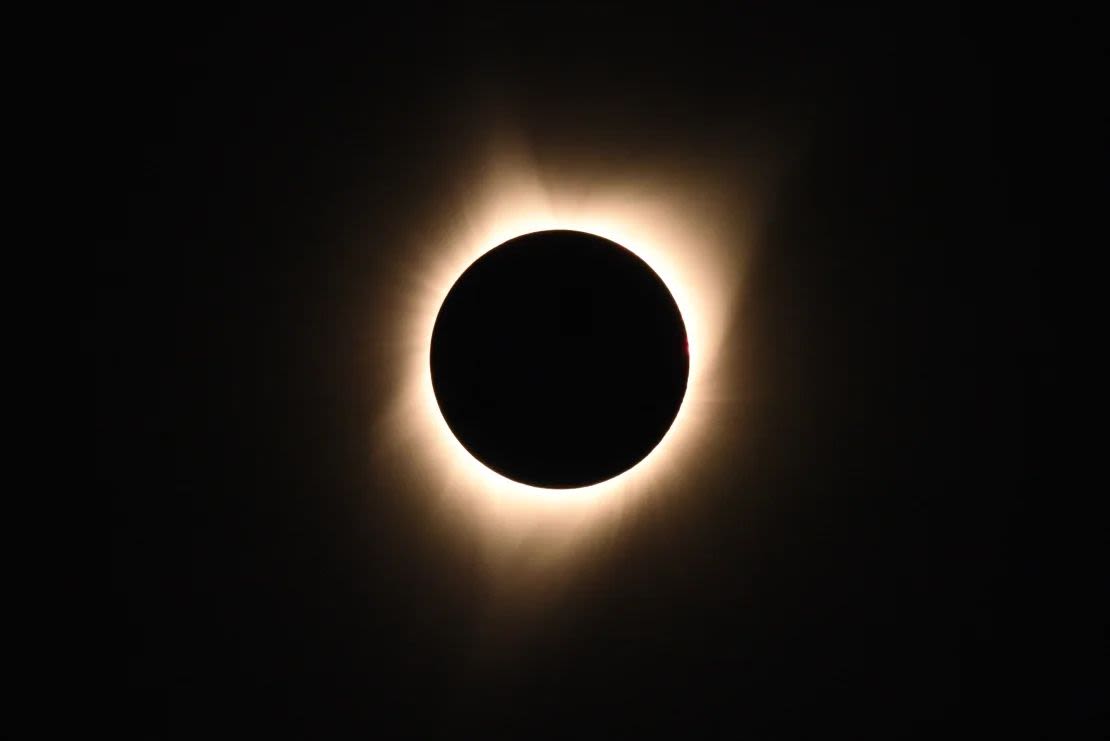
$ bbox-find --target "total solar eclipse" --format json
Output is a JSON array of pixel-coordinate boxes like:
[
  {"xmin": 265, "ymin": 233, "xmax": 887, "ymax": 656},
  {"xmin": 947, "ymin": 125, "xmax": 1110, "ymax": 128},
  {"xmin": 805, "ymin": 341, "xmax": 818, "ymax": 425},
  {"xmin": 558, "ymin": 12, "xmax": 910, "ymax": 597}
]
[{"xmin": 430, "ymin": 230, "xmax": 689, "ymax": 489}]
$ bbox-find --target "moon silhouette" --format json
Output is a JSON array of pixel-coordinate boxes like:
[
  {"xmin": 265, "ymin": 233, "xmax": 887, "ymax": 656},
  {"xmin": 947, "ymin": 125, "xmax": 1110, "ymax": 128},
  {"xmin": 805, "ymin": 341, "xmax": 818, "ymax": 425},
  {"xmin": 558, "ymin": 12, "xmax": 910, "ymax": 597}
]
[{"xmin": 430, "ymin": 230, "xmax": 689, "ymax": 488}]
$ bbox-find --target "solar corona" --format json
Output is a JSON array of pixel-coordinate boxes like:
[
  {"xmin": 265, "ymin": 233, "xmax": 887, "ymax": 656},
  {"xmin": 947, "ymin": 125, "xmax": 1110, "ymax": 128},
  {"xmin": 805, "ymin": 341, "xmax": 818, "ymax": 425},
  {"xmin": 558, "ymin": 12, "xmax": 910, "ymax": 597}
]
[{"xmin": 371, "ymin": 148, "xmax": 751, "ymax": 551}]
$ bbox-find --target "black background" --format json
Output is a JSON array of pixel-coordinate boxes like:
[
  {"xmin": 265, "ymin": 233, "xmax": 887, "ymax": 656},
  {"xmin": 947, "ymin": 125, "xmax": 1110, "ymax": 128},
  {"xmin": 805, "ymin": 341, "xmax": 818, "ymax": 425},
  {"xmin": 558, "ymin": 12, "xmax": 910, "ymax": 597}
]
[{"xmin": 98, "ymin": 6, "xmax": 1086, "ymax": 738}]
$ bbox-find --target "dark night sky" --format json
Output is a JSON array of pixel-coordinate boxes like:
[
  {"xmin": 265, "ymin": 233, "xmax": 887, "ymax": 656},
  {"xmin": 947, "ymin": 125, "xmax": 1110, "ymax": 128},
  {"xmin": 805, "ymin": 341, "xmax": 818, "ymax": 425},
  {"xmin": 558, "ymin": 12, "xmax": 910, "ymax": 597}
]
[{"xmin": 98, "ymin": 6, "xmax": 1089, "ymax": 738}]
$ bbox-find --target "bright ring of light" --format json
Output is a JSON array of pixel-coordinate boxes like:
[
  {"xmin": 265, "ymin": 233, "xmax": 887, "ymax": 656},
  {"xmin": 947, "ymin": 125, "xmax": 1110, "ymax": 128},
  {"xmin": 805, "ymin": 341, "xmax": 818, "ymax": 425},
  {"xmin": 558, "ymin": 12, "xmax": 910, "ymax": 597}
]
[{"xmin": 371, "ymin": 138, "xmax": 752, "ymax": 555}]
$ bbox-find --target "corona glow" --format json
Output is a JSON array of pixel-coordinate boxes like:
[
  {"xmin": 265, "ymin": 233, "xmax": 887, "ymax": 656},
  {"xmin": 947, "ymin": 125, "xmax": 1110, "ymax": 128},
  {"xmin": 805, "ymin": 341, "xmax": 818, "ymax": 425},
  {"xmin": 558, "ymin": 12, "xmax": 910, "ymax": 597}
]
[{"xmin": 367, "ymin": 129, "xmax": 762, "ymax": 563}]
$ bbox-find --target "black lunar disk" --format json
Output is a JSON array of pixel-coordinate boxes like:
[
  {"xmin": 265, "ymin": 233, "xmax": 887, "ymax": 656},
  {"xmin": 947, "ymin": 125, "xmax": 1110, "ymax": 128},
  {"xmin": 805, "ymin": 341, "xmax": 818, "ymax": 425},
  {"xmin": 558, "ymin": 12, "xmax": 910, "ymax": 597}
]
[{"xmin": 430, "ymin": 230, "xmax": 689, "ymax": 488}]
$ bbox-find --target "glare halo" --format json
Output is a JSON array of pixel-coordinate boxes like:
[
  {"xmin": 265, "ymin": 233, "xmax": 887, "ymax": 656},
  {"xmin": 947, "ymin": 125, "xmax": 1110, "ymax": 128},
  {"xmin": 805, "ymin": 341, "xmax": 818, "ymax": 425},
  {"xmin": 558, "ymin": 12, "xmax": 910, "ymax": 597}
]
[{"xmin": 373, "ymin": 139, "xmax": 753, "ymax": 554}]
